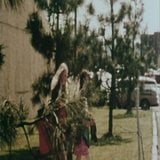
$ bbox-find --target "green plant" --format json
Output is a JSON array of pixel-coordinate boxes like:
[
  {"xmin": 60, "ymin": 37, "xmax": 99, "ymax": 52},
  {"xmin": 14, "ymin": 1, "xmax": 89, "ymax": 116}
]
[
  {"xmin": 0, "ymin": 98, "xmax": 29, "ymax": 159},
  {"xmin": 0, "ymin": 101, "xmax": 17, "ymax": 147}
]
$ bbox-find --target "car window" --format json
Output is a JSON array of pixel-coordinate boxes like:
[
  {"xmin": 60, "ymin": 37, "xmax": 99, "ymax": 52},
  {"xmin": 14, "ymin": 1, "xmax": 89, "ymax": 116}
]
[{"xmin": 140, "ymin": 83, "xmax": 158, "ymax": 93}]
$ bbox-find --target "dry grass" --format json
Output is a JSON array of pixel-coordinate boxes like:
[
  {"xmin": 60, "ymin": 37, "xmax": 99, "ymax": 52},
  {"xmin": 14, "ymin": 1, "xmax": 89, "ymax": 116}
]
[{"xmin": 0, "ymin": 107, "xmax": 152, "ymax": 160}]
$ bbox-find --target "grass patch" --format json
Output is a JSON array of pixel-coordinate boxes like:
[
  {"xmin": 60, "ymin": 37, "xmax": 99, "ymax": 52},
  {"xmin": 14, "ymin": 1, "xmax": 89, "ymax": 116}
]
[
  {"xmin": 91, "ymin": 134, "xmax": 132, "ymax": 146},
  {"xmin": 0, "ymin": 148, "xmax": 37, "ymax": 160},
  {"xmin": 0, "ymin": 107, "xmax": 152, "ymax": 160},
  {"xmin": 0, "ymin": 147, "xmax": 55, "ymax": 160},
  {"xmin": 90, "ymin": 107, "xmax": 152, "ymax": 160},
  {"xmin": 114, "ymin": 112, "xmax": 136, "ymax": 119}
]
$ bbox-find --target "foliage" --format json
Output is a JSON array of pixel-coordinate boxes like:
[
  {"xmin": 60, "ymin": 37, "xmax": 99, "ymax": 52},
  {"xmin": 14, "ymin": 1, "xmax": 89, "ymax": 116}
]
[
  {"xmin": 0, "ymin": 101, "xmax": 18, "ymax": 147},
  {"xmin": 140, "ymin": 35, "xmax": 157, "ymax": 70},
  {"xmin": 116, "ymin": 0, "xmax": 144, "ymax": 112},
  {"xmin": 26, "ymin": 0, "xmax": 104, "ymax": 114},
  {"xmin": 0, "ymin": 44, "xmax": 5, "ymax": 68},
  {"xmin": 26, "ymin": 0, "xmax": 145, "ymax": 142},
  {"xmin": 73, "ymin": 26, "xmax": 104, "ymax": 75},
  {"xmin": 29, "ymin": 0, "xmax": 86, "ymax": 70},
  {"xmin": 89, "ymin": 89, "xmax": 107, "ymax": 107},
  {"xmin": 0, "ymin": 107, "xmax": 152, "ymax": 160},
  {"xmin": 86, "ymin": 80, "xmax": 107, "ymax": 107},
  {"xmin": 31, "ymin": 72, "xmax": 53, "ymax": 105},
  {"xmin": 67, "ymin": 99, "xmax": 91, "ymax": 123},
  {"xmin": 66, "ymin": 98, "xmax": 92, "ymax": 146},
  {"xmin": 55, "ymin": 24, "xmax": 73, "ymax": 69},
  {"xmin": 30, "ymin": 98, "xmax": 93, "ymax": 160},
  {"xmin": 27, "ymin": 0, "xmax": 104, "ymax": 75},
  {"xmin": 17, "ymin": 99, "xmax": 29, "ymax": 121},
  {"xmin": 87, "ymin": 3, "xmax": 95, "ymax": 15},
  {"xmin": 26, "ymin": 12, "xmax": 54, "ymax": 63},
  {"xmin": 26, "ymin": 11, "xmax": 73, "ymax": 69},
  {"xmin": 0, "ymin": 99, "xmax": 28, "ymax": 148},
  {"xmin": 34, "ymin": 0, "xmax": 84, "ymax": 14},
  {"xmin": 97, "ymin": 0, "xmax": 145, "ymax": 136}
]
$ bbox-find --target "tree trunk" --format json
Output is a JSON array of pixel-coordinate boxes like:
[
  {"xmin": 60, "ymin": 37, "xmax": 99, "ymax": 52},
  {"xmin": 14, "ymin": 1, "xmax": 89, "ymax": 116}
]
[
  {"xmin": 74, "ymin": 7, "xmax": 77, "ymax": 37},
  {"xmin": 107, "ymin": 0, "xmax": 115, "ymax": 137},
  {"xmin": 126, "ymin": 78, "xmax": 133, "ymax": 114},
  {"xmin": 55, "ymin": 8, "xmax": 60, "ymax": 69},
  {"xmin": 108, "ymin": 71, "xmax": 116, "ymax": 137},
  {"xmin": 73, "ymin": 6, "xmax": 77, "ymax": 76},
  {"xmin": 8, "ymin": 142, "xmax": 12, "ymax": 160}
]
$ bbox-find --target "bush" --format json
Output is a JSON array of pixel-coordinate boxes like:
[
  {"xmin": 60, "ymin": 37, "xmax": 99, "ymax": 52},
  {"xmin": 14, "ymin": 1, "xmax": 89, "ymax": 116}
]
[
  {"xmin": 0, "ymin": 98, "xmax": 28, "ymax": 148},
  {"xmin": 88, "ymin": 88, "xmax": 108, "ymax": 107}
]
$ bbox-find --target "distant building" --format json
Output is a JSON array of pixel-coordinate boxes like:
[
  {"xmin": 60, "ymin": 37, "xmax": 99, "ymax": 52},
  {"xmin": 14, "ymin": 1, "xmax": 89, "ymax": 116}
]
[
  {"xmin": 0, "ymin": 1, "xmax": 47, "ymax": 107},
  {"xmin": 141, "ymin": 32, "xmax": 160, "ymax": 66}
]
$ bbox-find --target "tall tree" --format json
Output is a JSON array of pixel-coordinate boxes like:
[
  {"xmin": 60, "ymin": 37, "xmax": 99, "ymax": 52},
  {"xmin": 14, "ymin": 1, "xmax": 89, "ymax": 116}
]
[
  {"xmin": 72, "ymin": 0, "xmax": 84, "ymax": 71},
  {"xmin": 140, "ymin": 34, "xmax": 157, "ymax": 70},
  {"xmin": 74, "ymin": 24, "xmax": 104, "ymax": 75},
  {"xmin": 32, "ymin": 0, "xmax": 85, "ymax": 70},
  {"xmin": 27, "ymin": 0, "xmax": 102, "ymax": 76},
  {"xmin": 26, "ymin": 0, "xmax": 90, "ymax": 104},
  {"xmin": 100, "ymin": 0, "xmax": 144, "ymax": 137},
  {"xmin": 103, "ymin": 0, "xmax": 130, "ymax": 137},
  {"xmin": 117, "ymin": 0, "xmax": 144, "ymax": 114},
  {"xmin": 26, "ymin": 2, "xmax": 104, "ymax": 160}
]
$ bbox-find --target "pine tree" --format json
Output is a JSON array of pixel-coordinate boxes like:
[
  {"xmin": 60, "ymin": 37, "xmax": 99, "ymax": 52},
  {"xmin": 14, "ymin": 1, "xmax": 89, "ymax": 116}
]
[
  {"xmin": 117, "ymin": 0, "xmax": 144, "ymax": 114},
  {"xmin": 26, "ymin": 0, "xmax": 104, "ymax": 104},
  {"xmin": 100, "ymin": 0, "xmax": 144, "ymax": 137}
]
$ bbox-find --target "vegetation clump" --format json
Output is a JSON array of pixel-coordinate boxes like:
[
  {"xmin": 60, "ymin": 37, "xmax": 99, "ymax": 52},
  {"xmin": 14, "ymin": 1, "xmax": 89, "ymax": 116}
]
[{"xmin": 0, "ymin": 98, "xmax": 28, "ymax": 156}]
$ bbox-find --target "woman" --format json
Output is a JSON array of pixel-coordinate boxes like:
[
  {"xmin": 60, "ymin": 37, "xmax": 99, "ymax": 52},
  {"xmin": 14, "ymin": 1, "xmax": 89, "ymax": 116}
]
[
  {"xmin": 74, "ymin": 121, "xmax": 91, "ymax": 160},
  {"xmin": 73, "ymin": 101, "xmax": 91, "ymax": 160}
]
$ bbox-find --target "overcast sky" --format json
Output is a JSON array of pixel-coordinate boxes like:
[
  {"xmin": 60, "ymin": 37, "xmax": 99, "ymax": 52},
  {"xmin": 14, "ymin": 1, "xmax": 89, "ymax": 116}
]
[{"xmin": 143, "ymin": 0, "xmax": 160, "ymax": 34}]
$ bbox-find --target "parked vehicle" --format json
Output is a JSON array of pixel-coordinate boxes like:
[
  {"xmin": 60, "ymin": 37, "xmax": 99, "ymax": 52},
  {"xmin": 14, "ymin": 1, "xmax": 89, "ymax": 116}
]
[
  {"xmin": 138, "ymin": 76, "xmax": 160, "ymax": 109},
  {"xmin": 118, "ymin": 76, "xmax": 160, "ymax": 109}
]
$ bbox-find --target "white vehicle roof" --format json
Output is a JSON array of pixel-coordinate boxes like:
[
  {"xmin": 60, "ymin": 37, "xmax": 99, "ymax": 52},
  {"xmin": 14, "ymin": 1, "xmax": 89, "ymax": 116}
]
[{"xmin": 139, "ymin": 76, "xmax": 157, "ymax": 84}]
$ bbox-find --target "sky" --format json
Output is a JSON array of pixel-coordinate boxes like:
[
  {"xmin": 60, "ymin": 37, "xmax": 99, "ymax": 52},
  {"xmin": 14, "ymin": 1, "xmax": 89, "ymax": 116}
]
[
  {"xmin": 142, "ymin": 0, "xmax": 160, "ymax": 34},
  {"xmin": 78, "ymin": 0, "xmax": 160, "ymax": 34}
]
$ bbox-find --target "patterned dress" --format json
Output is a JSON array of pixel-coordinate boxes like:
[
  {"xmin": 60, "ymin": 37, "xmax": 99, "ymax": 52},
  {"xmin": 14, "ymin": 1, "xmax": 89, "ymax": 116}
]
[
  {"xmin": 36, "ymin": 120, "xmax": 52, "ymax": 154},
  {"xmin": 74, "ymin": 120, "xmax": 90, "ymax": 157}
]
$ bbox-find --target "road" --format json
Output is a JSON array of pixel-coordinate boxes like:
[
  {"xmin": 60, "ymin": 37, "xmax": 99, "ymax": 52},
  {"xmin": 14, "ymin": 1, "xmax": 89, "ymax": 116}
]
[{"xmin": 152, "ymin": 106, "xmax": 160, "ymax": 160}]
